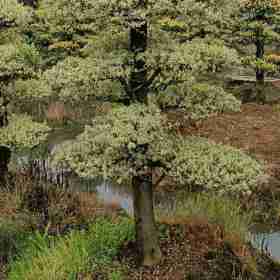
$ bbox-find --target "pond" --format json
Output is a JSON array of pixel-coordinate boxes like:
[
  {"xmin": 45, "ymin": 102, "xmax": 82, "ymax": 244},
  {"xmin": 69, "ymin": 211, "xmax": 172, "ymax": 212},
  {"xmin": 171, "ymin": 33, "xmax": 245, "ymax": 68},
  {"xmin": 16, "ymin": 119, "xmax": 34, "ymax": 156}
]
[
  {"xmin": 251, "ymin": 226, "xmax": 280, "ymax": 260},
  {"xmin": 11, "ymin": 127, "xmax": 280, "ymax": 261}
]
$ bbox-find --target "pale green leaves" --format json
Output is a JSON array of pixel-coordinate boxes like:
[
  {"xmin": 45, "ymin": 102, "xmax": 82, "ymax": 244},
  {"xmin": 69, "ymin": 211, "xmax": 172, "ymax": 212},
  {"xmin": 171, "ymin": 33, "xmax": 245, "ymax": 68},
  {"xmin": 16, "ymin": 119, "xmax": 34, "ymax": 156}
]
[
  {"xmin": 174, "ymin": 0, "xmax": 241, "ymax": 39},
  {"xmin": 52, "ymin": 107, "xmax": 263, "ymax": 195},
  {"xmin": 41, "ymin": 56, "xmax": 126, "ymax": 101},
  {"xmin": 0, "ymin": 0, "xmax": 32, "ymax": 28},
  {"xmin": 0, "ymin": 43, "xmax": 40, "ymax": 80},
  {"xmin": 52, "ymin": 104, "xmax": 176, "ymax": 183},
  {"xmin": 39, "ymin": 0, "xmax": 114, "ymax": 39},
  {"xmin": 153, "ymin": 83, "xmax": 241, "ymax": 119},
  {"xmin": 0, "ymin": 114, "xmax": 50, "ymax": 150},
  {"xmin": 7, "ymin": 78, "xmax": 52, "ymax": 101},
  {"xmin": 169, "ymin": 137, "xmax": 264, "ymax": 195}
]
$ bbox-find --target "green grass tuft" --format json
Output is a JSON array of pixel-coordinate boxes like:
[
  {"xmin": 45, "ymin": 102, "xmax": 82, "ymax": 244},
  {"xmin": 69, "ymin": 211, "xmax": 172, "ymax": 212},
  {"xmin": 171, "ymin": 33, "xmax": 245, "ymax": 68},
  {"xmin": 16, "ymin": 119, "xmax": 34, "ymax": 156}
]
[
  {"xmin": 8, "ymin": 217, "xmax": 134, "ymax": 280},
  {"xmin": 156, "ymin": 192, "xmax": 253, "ymax": 242}
]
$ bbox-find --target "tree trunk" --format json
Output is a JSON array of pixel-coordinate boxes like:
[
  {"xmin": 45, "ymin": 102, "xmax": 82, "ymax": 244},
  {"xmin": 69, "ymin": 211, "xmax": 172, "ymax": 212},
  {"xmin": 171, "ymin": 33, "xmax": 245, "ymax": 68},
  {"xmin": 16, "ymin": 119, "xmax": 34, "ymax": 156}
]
[
  {"xmin": 0, "ymin": 145, "xmax": 11, "ymax": 185},
  {"xmin": 129, "ymin": 18, "xmax": 148, "ymax": 104},
  {"xmin": 132, "ymin": 174, "xmax": 162, "ymax": 266},
  {"xmin": 129, "ymin": 9, "xmax": 162, "ymax": 266},
  {"xmin": 0, "ymin": 91, "xmax": 11, "ymax": 185},
  {"xmin": 255, "ymin": 26, "xmax": 265, "ymax": 104}
]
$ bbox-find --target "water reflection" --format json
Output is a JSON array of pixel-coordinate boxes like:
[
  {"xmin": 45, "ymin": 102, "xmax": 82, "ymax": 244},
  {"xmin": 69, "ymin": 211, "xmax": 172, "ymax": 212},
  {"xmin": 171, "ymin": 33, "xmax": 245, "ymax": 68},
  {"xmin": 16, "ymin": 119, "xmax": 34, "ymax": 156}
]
[
  {"xmin": 96, "ymin": 181, "xmax": 133, "ymax": 215},
  {"xmin": 251, "ymin": 230, "xmax": 280, "ymax": 260}
]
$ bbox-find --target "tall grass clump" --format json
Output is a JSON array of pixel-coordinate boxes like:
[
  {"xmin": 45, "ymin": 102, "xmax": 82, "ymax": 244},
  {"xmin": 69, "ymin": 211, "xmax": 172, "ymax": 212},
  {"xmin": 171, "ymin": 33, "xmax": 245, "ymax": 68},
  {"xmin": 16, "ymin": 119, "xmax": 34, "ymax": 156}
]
[
  {"xmin": 157, "ymin": 193, "xmax": 253, "ymax": 242},
  {"xmin": 8, "ymin": 217, "xmax": 134, "ymax": 280},
  {"xmin": 0, "ymin": 218, "xmax": 31, "ymax": 264}
]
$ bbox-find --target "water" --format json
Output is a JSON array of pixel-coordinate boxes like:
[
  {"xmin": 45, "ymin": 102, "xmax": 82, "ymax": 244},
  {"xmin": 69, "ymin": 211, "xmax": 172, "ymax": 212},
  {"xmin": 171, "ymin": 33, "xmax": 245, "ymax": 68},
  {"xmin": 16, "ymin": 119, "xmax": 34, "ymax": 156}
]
[{"xmin": 251, "ymin": 226, "xmax": 280, "ymax": 259}]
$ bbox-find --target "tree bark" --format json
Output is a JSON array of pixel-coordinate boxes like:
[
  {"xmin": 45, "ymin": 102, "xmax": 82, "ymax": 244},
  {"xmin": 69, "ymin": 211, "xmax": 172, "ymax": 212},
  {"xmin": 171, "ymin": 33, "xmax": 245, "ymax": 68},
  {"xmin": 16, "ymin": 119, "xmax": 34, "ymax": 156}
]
[
  {"xmin": 129, "ymin": 13, "xmax": 162, "ymax": 266},
  {"xmin": 0, "ymin": 91, "xmax": 11, "ymax": 185},
  {"xmin": 132, "ymin": 174, "xmax": 162, "ymax": 266},
  {"xmin": 0, "ymin": 145, "xmax": 11, "ymax": 185},
  {"xmin": 255, "ymin": 26, "xmax": 265, "ymax": 104},
  {"xmin": 129, "ymin": 18, "xmax": 148, "ymax": 104}
]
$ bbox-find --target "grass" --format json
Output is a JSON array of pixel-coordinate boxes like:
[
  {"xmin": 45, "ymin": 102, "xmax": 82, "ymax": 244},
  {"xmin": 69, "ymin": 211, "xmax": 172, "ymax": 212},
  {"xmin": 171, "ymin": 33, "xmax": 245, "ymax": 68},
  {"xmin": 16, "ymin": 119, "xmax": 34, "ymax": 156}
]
[
  {"xmin": 0, "ymin": 175, "xmax": 274, "ymax": 279},
  {"xmin": 0, "ymin": 219, "xmax": 31, "ymax": 264},
  {"xmin": 8, "ymin": 217, "xmax": 134, "ymax": 280},
  {"xmin": 156, "ymin": 192, "xmax": 253, "ymax": 242}
]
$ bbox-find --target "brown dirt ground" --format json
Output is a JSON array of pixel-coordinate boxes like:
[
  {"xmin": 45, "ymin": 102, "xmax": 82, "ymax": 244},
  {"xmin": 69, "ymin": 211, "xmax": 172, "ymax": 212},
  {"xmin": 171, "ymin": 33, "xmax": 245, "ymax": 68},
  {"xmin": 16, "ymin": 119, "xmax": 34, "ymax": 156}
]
[
  {"xmin": 176, "ymin": 103, "xmax": 280, "ymax": 179},
  {"xmin": 117, "ymin": 219, "xmax": 278, "ymax": 280}
]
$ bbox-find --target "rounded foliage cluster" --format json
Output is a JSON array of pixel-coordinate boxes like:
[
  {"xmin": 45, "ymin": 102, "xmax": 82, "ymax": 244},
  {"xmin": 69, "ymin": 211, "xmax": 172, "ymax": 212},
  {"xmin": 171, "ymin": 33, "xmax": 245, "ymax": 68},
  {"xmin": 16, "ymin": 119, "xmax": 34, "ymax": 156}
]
[
  {"xmin": 0, "ymin": 0, "xmax": 32, "ymax": 27},
  {"xmin": 153, "ymin": 83, "xmax": 241, "ymax": 119},
  {"xmin": 0, "ymin": 43, "xmax": 40, "ymax": 80},
  {"xmin": 169, "ymin": 137, "xmax": 264, "ymax": 195},
  {"xmin": 0, "ymin": 114, "xmax": 50, "ymax": 150},
  {"xmin": 53, "ymin": 104, "xmax": 176, "ymax": 183}
]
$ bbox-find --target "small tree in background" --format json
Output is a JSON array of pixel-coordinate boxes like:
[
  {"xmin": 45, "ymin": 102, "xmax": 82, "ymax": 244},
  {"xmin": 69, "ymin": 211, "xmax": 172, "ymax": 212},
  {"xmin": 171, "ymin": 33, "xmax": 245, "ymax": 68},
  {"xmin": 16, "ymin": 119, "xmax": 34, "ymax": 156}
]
[{"xmin": 240, "ymin": 0, "xmax": 280, "ymax": 102}]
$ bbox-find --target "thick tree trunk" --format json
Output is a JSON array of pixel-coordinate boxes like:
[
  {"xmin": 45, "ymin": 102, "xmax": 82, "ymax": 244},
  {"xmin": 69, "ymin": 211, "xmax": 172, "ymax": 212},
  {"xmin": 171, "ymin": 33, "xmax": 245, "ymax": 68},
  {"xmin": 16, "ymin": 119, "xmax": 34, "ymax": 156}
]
[
  {"xmin": 132, "ymin": 174, "xmax": 162, "ymax": 266},
  {"xmin": 255, "ymin": 27, "xmax": 265, "ymax": 104},
  {"xmin": 129, "ymin": 9, "xmax": 162, "ymax": 266}
]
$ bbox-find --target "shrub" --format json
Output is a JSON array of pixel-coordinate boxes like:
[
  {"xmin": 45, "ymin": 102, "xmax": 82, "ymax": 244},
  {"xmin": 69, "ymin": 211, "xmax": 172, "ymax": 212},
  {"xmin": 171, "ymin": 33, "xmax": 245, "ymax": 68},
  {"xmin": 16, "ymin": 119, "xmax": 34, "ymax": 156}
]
[
  {"xmin": 152, "ymin": 83, "xmax": 241, "ymax": 120},
  {"xmin": 8, "ymin": 217, "xmax": 134, "ymax": 280},
  {"xmin": 0, "ymin": 114, "xmax": 50, "ymax": 150},
  {"xmin": 169, "ymin": 137, "xmax": 264, "ymax": 195}
]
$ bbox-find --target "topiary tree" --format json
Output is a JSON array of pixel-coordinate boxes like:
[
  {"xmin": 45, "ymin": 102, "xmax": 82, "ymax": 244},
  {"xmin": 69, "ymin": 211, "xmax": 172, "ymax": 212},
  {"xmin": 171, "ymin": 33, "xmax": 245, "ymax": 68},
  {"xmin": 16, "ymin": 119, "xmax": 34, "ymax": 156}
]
[
  {"xmin": 2, "ymin": 0, "xmax": 264, "ymax": 266},
  {"xmin": 39, "ymin": 0, "xmax": 246, "ymax": 266},
  {"xmin": 239, "ymin": 0, "xmax": 280, "ymax": 102}
]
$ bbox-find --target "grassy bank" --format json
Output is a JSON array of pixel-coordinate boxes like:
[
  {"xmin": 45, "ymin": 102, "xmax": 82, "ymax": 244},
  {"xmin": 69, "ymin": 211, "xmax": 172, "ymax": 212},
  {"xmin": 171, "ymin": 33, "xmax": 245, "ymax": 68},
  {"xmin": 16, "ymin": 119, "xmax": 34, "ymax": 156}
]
[{"xmin": 1, "ymin": 175, "xmax": 280, "ymax": 279}]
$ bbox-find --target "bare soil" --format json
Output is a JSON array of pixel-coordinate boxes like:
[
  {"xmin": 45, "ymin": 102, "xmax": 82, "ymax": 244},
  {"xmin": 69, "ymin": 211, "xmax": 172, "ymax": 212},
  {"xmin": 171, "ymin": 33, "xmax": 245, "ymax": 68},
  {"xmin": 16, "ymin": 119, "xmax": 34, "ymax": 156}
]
[
  {"xmin": 118, "ymin": 219, "xmax": 280, "ymax": 280},
  {"xmin": 179, "ymin": 103, "xmax": 280, "ymax": 179}
]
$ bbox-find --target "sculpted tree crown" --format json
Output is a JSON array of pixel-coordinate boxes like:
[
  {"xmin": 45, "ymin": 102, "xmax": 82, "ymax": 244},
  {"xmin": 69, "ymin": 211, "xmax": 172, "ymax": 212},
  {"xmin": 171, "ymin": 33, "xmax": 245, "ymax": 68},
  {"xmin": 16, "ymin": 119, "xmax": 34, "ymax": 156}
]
[{"xmin": 53, "ymin": 104, "xmax": 176, "ymax": 183}]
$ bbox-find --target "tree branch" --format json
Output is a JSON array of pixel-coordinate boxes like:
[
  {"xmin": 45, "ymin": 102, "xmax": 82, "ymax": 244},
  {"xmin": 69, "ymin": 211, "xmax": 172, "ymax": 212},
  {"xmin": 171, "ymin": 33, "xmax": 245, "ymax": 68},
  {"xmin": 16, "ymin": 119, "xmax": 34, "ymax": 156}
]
[
  {"xmin": 154, "ymin": 173, "xmax": 166, "ymax": 188},
  {"xmin": 145, "ymin": 67, "xmax": 161, "ymax": 89},
  {"xmin": 0, "ymin": 19, "xmax": 15, "ymax": 29}
]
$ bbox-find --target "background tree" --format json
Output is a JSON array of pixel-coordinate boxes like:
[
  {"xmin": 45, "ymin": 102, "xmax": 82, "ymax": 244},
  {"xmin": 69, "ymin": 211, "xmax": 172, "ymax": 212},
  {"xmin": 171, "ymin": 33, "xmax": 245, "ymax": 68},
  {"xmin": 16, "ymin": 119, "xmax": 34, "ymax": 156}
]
[
  {"xmin": 239, "ymin": 0, "xmax": 280, "ymax": 102},
  {"xmin": 0, "ymin": 0, "xmax": 49, "ymax": 183}
]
